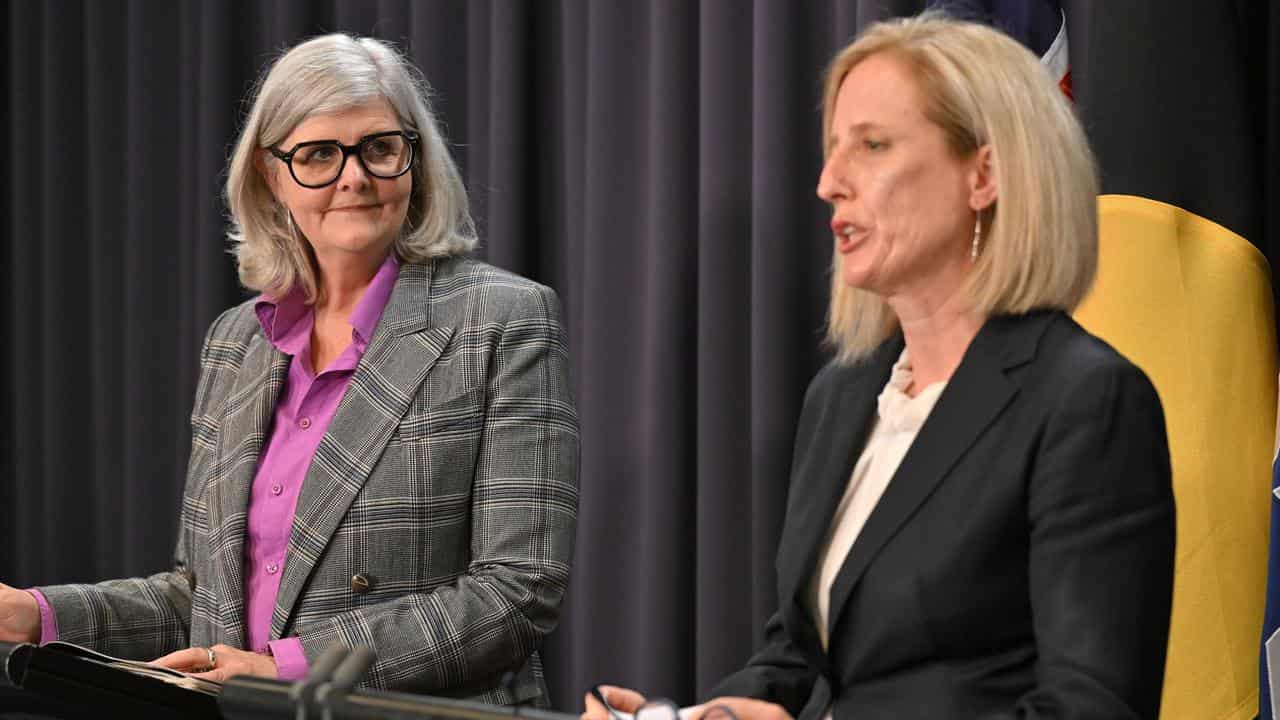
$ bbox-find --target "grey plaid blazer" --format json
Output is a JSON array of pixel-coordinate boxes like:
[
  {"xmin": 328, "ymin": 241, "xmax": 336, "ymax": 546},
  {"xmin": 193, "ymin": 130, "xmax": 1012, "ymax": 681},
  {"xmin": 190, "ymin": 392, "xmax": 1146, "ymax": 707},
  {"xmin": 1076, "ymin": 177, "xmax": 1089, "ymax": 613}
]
[{"xmin": 38, "ymin": 257, "xmax": 579, "ymax": 705}]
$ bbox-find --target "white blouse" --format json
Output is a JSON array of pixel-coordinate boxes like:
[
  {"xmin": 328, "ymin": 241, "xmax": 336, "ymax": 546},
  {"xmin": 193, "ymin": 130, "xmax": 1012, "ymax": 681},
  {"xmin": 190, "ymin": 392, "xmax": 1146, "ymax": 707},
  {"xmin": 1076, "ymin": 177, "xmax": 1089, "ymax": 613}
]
[{"xmin": 807, "ymin": 349, "xmax": 947, "ymax": 650}]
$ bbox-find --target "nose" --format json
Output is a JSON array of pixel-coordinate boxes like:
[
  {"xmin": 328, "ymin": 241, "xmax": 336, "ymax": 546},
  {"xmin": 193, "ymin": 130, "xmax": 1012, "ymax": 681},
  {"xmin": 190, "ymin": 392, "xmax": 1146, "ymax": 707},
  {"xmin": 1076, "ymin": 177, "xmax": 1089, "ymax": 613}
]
[
  {"xmin": 336, "ymin": 151, "xmax": 372, "ymax": 191},
  {"xmin": 816, "ymin": 151, "xmax": 847, "ymax": 203}
]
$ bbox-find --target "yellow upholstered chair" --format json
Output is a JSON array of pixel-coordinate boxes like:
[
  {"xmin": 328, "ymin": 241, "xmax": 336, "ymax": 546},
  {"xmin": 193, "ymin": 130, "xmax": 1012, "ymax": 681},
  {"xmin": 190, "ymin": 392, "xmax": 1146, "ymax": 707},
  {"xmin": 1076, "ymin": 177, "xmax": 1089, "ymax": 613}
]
[{"xmin": 1073, "ymin": 194, "xmax": 1277, "ymax": 720}]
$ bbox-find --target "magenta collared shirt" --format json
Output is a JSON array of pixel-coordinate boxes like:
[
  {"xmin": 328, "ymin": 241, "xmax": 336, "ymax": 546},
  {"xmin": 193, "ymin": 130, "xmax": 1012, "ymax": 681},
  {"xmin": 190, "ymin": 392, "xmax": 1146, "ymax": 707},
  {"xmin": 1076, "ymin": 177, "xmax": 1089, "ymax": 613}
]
[
  {"xmin": 244, "ymin": 253, "xmax": 399, "ymax": 679},
  {"xmin": 30, "ymin": 254, "xmax": 400, "ymax": 683}
]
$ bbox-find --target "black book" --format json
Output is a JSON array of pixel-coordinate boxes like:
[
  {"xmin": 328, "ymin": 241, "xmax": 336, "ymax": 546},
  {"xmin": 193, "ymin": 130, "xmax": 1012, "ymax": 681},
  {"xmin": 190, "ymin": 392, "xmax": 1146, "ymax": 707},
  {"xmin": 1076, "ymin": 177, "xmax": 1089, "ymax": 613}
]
[{"xmin": 2, "ymin": 640, "xmax": 221, "ymax": 719}]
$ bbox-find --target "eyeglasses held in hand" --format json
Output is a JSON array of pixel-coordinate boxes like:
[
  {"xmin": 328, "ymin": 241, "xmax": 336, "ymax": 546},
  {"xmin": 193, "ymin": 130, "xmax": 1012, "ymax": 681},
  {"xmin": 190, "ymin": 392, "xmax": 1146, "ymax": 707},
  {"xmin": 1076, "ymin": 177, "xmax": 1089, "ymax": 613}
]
[
  {"xmin": 636, "ymin": 700, "xmax": 738, "ymax": 720},
  {"xmin": 589, "ymin": 687, "xmax": 739, "ymax": 720}
]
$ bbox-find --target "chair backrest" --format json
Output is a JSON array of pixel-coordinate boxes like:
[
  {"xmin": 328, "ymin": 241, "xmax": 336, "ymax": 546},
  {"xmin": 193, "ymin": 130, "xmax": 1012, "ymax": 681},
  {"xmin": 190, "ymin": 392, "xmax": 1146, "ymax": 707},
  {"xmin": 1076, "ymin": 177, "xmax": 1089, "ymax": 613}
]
[{"xmin": 1074, "ymin": 194, "xmax": 1278, "ymax": 720}]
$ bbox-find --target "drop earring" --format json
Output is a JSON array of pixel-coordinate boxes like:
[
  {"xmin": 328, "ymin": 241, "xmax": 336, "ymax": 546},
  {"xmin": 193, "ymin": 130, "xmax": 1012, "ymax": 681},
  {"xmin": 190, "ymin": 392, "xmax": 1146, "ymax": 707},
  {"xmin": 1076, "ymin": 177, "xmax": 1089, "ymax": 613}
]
[
  {"xmin": 286, "ymin": 211, "xmax": 305, "ymax": 245},
  {"xmin": 971, "ymin": 212, "xmax": 981, "ymax": 262}
]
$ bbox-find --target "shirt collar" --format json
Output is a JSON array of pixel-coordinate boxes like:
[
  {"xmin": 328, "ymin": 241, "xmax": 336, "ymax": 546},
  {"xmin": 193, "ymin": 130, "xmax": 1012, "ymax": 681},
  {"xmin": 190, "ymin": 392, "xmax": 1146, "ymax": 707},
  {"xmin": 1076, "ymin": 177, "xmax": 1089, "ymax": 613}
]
[
  {"xmin": 876, "ymin": 348, "xmax": 947, "ymax": 434},
  {"xmin": 253, "ymin": 253, "xmax": 401, "ymax": 355},
  {"xmin": 348, "ymin": 253, "xmax": 400, "ymax": 348},
  {"xmin": 254, "ymin": 286, "xmax": 311, "ymax": 356}
]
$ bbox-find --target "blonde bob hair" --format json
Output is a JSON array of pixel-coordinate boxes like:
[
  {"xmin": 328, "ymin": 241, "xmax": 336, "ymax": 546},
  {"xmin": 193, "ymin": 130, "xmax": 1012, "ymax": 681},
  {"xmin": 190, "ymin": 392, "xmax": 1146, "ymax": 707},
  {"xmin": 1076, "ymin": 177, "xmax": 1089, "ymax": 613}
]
[
  {"xmin": 823, "ymin": 13, "xmax": 1098, "ymax": 363},
  {"xmin": 225, "ymin": 34, "xmax": 477, "ymax": 302}
]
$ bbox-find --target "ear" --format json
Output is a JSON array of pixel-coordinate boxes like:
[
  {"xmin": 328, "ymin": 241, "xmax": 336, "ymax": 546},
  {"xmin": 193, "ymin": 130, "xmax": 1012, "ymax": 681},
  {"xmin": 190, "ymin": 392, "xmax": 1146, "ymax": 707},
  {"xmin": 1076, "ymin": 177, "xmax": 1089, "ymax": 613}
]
[{"xmin": 967, "ymin": 144, "xmax": 998, "ymax": 212}]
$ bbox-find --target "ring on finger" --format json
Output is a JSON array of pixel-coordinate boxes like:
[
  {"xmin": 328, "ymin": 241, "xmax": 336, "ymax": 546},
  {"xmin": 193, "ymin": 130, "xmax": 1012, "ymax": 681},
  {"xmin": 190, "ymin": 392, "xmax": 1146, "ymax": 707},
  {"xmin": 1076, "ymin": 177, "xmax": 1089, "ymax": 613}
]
[{"xmin": 205, "ymin": 647, "xmax": 217, "ymax": 671}]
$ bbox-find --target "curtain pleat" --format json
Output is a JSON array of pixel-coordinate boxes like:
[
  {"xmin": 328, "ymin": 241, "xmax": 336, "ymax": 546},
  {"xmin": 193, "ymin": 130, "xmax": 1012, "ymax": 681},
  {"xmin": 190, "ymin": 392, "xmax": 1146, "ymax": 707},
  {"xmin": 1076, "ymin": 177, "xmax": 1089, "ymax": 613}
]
[
  {"xmin": 10, "ymin": 0, "xmax": 50, "ymax": 581},
  {"xmin": 692, "ymin": 0, "xmax": 756, "ymax": 695}
]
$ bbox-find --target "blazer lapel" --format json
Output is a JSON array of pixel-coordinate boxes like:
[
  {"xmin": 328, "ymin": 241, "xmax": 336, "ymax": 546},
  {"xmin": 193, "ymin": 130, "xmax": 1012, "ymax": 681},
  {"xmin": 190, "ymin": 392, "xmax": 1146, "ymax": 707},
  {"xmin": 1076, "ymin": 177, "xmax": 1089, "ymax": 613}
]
[
  {"xmin": 206, "ymin": 332, "xmax": 289, "ymax": 648},
  {"xmin": 824, "ymin": 314, "xmax": 1045, "ymax": 642},
  {"xmin": 271, "ymin": 262, "xmax": 454, "ymax": 637},
  {"xmin": 777, "ymin": 340, "xmax": 900, "ymax": 666}
]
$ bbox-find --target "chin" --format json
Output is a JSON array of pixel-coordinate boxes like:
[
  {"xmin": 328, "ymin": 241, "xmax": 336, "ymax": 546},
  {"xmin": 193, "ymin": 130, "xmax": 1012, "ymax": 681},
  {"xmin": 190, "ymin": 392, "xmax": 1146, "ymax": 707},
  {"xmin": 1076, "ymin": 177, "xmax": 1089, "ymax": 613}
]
[{"xmin": 840, "ymin": 263, "xmax": 879, "ymax": 293}]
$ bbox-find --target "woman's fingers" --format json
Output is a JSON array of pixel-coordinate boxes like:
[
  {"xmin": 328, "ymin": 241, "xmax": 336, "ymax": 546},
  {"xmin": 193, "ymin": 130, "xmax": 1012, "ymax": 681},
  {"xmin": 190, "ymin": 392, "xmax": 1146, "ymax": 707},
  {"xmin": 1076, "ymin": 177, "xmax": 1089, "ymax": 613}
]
[
  {"xmin": 696, "ymin": 697, "xmax": 792, "ymax": 720},
  {"xmin": 188, "ymin": 644, "xmax": 277, "ymax": 682},
  {"xmin": 583, "ymin": 684, "xmax": 648, "ymax": 719},
  {"xmin": 599, "ymin": 685, "xmax": 647, "ymax": 712},
  {"xmin": 152, "ymin": 647, "xmax": 211, "ymax": 672},
  {"xmin": 583, "ymin": 691, "xmax": 611, "ymax": 720}
]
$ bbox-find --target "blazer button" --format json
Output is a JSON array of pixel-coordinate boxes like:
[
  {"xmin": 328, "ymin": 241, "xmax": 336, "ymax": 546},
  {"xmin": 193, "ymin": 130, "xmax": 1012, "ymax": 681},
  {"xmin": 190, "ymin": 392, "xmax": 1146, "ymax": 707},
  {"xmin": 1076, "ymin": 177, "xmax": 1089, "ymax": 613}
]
[{"xmin": 351, "ymin": 574, "xmax": 372, "ymax": 594}]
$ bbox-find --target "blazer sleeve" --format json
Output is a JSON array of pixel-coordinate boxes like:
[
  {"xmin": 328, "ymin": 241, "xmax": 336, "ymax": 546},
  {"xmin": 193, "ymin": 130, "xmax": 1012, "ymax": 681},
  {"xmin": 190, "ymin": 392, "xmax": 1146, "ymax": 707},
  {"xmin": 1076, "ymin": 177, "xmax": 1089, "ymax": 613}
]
[
  {"xmin": 293, "ymin": 283, "xmax": 580, "ymax": 693},
  {"xmin": 1014, "ymin": 358, "xmax": 1175, "ymax": 719},
  {"xmin": 706, "ymin": 609, "xmax": 821, "ymax": 717},
  {"xmin": 32, "ymin": 307, "xmax": 243, "ymax": 659}
]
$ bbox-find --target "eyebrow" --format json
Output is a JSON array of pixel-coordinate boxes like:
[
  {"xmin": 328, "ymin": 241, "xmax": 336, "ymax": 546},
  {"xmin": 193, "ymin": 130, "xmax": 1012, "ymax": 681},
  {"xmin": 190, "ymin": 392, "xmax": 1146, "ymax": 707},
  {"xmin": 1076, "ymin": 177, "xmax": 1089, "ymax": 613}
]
[
  {"xmin": 282, "ymin": 129, "xmax": 406, "ymax": 151},
  {"xmin": 827, "ymin": 121, "xmax": 885, "ymax": 148},
  {"xmin": 844, "ymin": 121, "xmax": 886, "ymax": 135}
]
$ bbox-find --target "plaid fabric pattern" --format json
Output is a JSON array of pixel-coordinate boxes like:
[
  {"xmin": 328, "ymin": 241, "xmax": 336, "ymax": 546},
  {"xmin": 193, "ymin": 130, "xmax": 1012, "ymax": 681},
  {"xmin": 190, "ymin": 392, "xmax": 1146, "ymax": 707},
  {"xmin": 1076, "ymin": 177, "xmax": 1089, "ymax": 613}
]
[{"xmin": 38, "ymin": 257, "xmax": 580, "ymax": 705}]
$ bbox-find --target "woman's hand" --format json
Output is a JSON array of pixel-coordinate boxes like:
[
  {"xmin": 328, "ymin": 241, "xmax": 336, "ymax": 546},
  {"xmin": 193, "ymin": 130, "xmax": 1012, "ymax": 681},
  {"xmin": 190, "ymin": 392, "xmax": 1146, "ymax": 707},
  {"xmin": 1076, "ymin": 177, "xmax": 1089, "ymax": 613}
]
[
  {"xmin": 153, "ymin": 644, "xmax": 278, "ymax": 683},
  {"xmin": 0, "ymin": 583, "xmax": 41, "ymax": 643},
  {"xmin": 583, "ymin": 684, "xmax": 647, "ymax": 720},
  {"xmin": 694, "ymin": 697, "xmax": 792, "ymax": 720}
]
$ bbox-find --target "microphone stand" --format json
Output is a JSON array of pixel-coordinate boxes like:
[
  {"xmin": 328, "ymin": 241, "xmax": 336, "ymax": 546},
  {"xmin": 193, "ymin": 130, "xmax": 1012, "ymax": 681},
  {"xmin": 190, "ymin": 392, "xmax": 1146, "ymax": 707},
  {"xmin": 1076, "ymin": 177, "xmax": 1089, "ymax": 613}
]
[
  {"xmin": 315, "ymin": 646, "xmax": 376, "ymax": 720},
  {"xmin": 290, "ymin": 644, "xmax": 350, "ymax": 720}
]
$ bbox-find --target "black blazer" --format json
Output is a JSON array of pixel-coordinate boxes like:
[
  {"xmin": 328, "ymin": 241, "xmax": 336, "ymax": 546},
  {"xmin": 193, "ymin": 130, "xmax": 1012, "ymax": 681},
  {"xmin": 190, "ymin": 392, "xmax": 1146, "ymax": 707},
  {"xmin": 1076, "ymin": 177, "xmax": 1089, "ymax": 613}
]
[{"xmin": 710, "ymin": 310, "xmax": 1175, "ymax": 719}]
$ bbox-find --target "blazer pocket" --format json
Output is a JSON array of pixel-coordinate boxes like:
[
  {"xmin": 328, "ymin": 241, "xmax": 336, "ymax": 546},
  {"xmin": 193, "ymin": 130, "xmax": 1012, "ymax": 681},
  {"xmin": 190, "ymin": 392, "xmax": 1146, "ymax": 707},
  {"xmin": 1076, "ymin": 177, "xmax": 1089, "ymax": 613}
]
[{"xmin": 390, "ymin": 386, "xmax": 485, "ymax": 444}]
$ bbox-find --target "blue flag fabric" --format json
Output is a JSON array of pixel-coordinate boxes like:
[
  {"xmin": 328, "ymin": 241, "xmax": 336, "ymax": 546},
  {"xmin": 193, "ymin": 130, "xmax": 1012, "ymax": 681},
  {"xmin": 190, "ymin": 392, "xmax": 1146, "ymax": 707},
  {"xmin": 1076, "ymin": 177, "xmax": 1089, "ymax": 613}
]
[
  {"xmin": 1263, "ymin": 453, "xmax": 1280, "ymax": 719},
  {"xmin": 945, "ymin": 0, "xmax": 1062, "ymax": 55},
  {"xmin": 938, "ymin": 0, "xmax": 1070, "ymax": 97}
]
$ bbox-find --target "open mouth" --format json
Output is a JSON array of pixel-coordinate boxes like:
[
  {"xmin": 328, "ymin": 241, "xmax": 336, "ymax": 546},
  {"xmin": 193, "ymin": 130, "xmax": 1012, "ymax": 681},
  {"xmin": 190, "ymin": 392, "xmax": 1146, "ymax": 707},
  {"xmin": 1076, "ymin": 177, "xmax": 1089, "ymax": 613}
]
[{"xmin": 833, "ymin": 222, "xmax": 866, "ymax": 252}]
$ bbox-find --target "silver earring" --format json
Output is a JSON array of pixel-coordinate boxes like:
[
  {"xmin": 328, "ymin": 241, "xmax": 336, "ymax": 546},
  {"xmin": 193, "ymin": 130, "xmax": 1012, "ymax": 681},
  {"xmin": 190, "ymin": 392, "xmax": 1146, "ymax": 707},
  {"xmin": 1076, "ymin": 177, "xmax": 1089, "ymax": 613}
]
[{"xmin": 971, "ymin": 212, "xmax": 981, "ymax": 262}]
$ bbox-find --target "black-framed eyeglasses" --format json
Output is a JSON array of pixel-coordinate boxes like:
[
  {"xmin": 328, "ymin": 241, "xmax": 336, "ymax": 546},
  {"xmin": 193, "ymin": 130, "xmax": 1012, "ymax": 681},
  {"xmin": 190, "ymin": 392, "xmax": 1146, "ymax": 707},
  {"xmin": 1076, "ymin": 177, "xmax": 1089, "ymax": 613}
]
[{"xmin": 269, "ymin": 130, "xmax": 419, "ymax": 188}]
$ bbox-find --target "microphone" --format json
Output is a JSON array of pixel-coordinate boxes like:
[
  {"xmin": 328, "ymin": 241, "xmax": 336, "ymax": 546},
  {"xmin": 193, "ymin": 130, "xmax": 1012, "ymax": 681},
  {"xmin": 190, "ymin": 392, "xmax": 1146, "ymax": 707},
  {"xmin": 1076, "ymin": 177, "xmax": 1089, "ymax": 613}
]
[
  {"xmin": 289, "ymin": 644, "xmax": 349, "ymax": 720},
  {"xmin": 315, "ymin": 646, "xmax": 376, "ymax": 720},
  {"xmin": 500, "ymin": 670, "xmax": 521, "ymax": 717},
  {"xmin": 329, "ymin": 647, "xmax": 375, "ymax": 691}
]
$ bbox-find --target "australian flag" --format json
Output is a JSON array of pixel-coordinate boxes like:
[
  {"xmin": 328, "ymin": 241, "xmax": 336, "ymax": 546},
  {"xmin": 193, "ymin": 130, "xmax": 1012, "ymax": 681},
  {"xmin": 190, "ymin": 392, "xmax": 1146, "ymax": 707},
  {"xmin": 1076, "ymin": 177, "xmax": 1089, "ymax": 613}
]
[
  {"xmin": 940, "ymin": 0, "xmax": 1071, "ymax": 99},
  {"xmin": 1265, "ymin": 452, "xmax": 1280, "ymax": 719}
]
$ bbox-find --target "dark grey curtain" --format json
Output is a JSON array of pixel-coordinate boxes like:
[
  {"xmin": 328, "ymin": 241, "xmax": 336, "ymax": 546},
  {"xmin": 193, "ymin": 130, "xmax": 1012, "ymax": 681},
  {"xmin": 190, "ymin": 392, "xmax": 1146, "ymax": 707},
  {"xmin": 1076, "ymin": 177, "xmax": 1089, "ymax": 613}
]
[{"xmin": 4, "ymin": 0, "xmax": 1277, "ymax": 711}]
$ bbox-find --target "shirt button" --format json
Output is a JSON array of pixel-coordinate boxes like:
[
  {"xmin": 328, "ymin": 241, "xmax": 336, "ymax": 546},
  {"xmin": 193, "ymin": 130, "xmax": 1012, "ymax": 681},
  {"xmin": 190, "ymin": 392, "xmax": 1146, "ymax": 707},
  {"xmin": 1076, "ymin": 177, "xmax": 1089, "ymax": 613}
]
[
  {"xmin": 298, "ymin": 417, "xmax": 312, "ymax": 429},
  {"xmin": 266, "ymin": 563, "xmax": 280, "ymax": 575},
  {"xmin": 271, "ymin": 483, "xmax": 283, "ymax": 496}
]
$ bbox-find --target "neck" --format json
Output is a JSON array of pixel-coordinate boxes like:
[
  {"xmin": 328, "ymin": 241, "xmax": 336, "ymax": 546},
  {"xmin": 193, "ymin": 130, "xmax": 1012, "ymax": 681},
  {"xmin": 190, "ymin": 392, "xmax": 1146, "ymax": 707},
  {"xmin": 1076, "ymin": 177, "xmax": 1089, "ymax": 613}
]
[
  {"xmin": 313, "ymin": 249, "xmax": 388, "ymax": 318},
  {"xmin": 887, "ymin": 283, "xmax": 986, "ymax": 395}
]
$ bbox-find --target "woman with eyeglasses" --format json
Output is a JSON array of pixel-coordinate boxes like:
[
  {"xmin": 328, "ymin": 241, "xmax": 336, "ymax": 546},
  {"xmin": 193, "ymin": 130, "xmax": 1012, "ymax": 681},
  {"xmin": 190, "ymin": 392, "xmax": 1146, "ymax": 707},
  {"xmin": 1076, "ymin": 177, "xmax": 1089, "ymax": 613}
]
[{"xmin": 0, "ymin": 33, "xmax": 578, "ymax": 706}]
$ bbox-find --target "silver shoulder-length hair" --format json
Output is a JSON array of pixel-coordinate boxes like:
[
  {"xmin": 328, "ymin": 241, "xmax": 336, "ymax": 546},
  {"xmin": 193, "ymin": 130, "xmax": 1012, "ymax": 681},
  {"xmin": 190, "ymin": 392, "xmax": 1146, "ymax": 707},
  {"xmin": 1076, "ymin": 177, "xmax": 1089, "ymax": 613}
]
[{"xmin": 225, "ymin": 33, "xmax": 477, "ymax": 301}]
